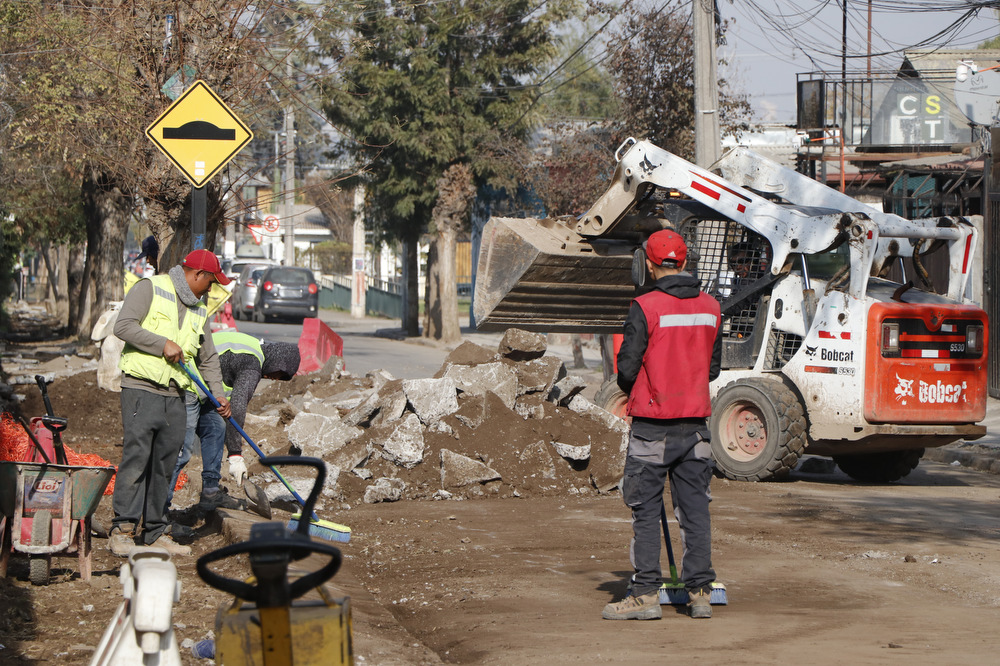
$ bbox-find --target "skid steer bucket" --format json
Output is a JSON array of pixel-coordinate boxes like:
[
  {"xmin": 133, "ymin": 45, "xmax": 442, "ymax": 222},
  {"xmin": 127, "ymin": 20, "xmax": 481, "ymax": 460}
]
[{"xmin": 473, "ymin": 216, "xmax": 636, "ymax": 333}]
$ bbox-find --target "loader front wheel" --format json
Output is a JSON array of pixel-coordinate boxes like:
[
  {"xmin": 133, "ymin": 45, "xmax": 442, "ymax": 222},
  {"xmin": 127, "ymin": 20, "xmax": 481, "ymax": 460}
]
[
  {"xmin": 832, "ymin": 449, "xmax": 923, "ymax": 483},
  {"xmin": 594, "ymin": 376, "xmax": 629, "ymax": 421},
  {"xmin": 711, "ymin": 379, "xmax": 806, "ymax": 481}
]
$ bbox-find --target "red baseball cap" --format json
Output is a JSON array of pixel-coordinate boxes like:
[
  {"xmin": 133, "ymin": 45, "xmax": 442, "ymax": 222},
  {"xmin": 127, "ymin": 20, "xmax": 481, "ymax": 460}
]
[
  {"xmin": 182, "ymin": 249, "xmax": 231, "ymax": 285},
  {"xmin": 643, "ymin": 229, "xmax": 687, "ymax": 267}
]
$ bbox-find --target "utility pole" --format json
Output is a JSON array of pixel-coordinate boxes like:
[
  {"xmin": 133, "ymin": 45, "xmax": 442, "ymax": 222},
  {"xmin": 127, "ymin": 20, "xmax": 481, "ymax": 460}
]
[
  {"xmin": 283, "ymin": 61, "xmax": 296, "ymax": 266},
  {"xmin": 693, "ymin": 0, "xmax": 721, "ymax": 168}
]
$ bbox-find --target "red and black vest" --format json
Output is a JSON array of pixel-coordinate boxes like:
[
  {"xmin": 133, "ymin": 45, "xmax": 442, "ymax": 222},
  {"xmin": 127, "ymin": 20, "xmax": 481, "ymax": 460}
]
[{"xmin": 627, "ymin": 290, "xmax": 721, "ymax": 420}]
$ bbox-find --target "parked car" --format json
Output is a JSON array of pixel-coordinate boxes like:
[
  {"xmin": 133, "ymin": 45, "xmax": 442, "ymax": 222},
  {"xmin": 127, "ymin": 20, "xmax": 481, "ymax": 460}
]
[
  {"xmin": 253, "ymin": 266, "xmax": 319, "ymax": 323},
  {"xmin": 230, "ymin": 264, "xmax": 272, "ymax": 320},
  {"xmin": 226, "ymin": 257, "xmax": 276, "ymax": 285}
]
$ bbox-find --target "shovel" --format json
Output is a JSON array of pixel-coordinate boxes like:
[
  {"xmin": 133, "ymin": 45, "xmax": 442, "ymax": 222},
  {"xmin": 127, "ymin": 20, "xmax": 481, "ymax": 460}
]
[{"xmin": 242, "ymin": 478, "xmax": 272, "ymax": 519}]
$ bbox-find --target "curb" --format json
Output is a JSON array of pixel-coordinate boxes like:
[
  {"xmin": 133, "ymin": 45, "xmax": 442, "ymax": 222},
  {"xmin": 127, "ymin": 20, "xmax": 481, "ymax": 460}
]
[{"xmin": 923, "ymin": 442, "xmax": 1000, "ymax": 475}]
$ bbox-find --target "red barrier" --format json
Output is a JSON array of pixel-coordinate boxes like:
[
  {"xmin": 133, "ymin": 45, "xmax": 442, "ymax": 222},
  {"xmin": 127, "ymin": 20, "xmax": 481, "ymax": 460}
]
[
  {"xmin": 297, "ymin": 317, "xmax": 344, "ymax": 375},
  {"xmin": 212, "ymin": 302, "xmax": 238, "ymax": 331}
]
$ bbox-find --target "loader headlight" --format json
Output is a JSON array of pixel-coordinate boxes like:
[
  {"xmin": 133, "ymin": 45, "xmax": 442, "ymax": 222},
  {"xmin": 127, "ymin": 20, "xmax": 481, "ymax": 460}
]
[
  {"xmin": 966, "ymin": 324, "xmax": 984, "ymax": 354},
  {"xmin": 881, "ymin": 322, "xmax": 899, "ymax": 353}
]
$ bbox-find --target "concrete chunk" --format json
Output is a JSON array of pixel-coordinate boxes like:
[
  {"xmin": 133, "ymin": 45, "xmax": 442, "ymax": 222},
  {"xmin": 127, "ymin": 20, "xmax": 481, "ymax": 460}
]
[
  {"xmin": 548, "ymin": 375, "xmax": 587, "ymax": 405},
  {"xmin": 498, "ymin": 328, "xmax": 547, "ymax": 361},
  {"xmin": 552, "ymin": 440, "xmax": 591, "ymax": 461},
  {"xmin": 363, "ymin": 477, "xmax": 406, "ymax": 503},
  {"xmin": 513, "ymin": 356, "xmax": 565, "ymax": 395},
  {"xmin": 440, "ymin": 449, "xmax": 502, "ymax": 488},
  {"xmin": 443, "ymin": 361, "xmax": 517, "ymax": 409},
  {"xmin": 286, "ymin": 412, "xmax": 337, "ymax": 448},
  {"xmin": 402, "ymin": 377, "xmax": 459, "ymax": 424},
  {"xmin": 343, "ymin": 378, "xmax": 404, "ymax": 427},
  {"xmin": 518, "ymin": 441, "xmax": 556, "ymax": 480},
  {"xmin": 454, "ymin": 393, "xmax": 486, "ymax": 428},
  {"xmin": 380, "ymin": 413, "xmax": 426, "ymax": 468}
]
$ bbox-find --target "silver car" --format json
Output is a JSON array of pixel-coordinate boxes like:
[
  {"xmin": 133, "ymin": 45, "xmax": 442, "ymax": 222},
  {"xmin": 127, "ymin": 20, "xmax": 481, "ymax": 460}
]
[{"xmin": 230, "ymin": 264, "xmax": 271, "ymax": 320}]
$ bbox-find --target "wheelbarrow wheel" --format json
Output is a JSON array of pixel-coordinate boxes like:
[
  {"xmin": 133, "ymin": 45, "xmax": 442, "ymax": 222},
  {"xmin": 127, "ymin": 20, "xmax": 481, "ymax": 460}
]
[{"xmin": 29, "ymin": 509, "xmax": 52, "ymax": 586}]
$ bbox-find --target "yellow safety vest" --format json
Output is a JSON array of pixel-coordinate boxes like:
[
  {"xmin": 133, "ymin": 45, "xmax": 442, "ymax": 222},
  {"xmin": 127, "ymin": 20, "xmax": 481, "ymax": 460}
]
[{"xmin": 119, "ymin": 274, "xmax": 208, "ymax": 391}]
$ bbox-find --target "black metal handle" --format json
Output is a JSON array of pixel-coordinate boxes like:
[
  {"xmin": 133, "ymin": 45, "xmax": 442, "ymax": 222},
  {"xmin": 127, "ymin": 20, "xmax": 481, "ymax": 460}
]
[
  {"xmin": 35, "ymin": 375, "xmax": 55, "ymax": 417},
  {"xmin": 196, "ymin": 536, "xmax": 342, "ymax": 602},
  {"xmin": 34, "ymin": 375, "xmax": 67, "ymax": 464},
  {"xmin": 259, "ymin": 456, "xmax": 326, "ymax": 537}
]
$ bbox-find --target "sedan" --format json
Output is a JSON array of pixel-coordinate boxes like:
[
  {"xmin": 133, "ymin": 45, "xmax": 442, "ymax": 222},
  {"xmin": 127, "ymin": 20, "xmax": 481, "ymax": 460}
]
[
  {"xmin": 230, "ymin": 264, "xmax": 271, "ymax": 320},
  {"xmin": 252, "ymin": 266, "xmax": 319, "ymax": 323}
]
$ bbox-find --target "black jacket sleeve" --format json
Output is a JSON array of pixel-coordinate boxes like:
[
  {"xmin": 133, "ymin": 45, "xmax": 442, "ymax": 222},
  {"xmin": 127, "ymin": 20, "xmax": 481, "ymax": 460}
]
[
  {"xmin": 220, "ymin": 352, "xmax": 263, "ymax": 456},
  {"xmin": 616, "ymin": 302, "xmax": 648, "ymax": 396}
]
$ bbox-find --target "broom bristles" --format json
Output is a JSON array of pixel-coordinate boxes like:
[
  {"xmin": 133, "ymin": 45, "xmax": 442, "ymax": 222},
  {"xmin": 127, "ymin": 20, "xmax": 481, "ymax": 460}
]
[{"xmin": 287, "ymin": 515, "xmax": 352, "ymax": 543}]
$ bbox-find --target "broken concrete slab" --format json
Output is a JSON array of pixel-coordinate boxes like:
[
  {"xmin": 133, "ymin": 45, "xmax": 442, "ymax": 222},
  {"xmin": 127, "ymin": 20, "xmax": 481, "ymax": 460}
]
[
  {"xmin": 498, "ymin": 328, "xmax": 547, "ymax": 362},
  {"xmin": 548, "ymin": 375, "xmax": 587, "ymax": 405},
  {"xmin": 380, "ymin": 413, "xmax": 426, "ymax": 469},
  {"xmin": 363, "ymin": 477, "xmax": 406, "ymax": 504},
  {"xmin": 440, "ymin": 449, "xmax": 502, "ymax": 488},
  {"xmin": 518, "ymin": 441, "xmax": 556, "ymax": 480},
  {"xmin": 285, "ymin": 412, "xmax": 336, "ymax": 447},
  {"xmin": 402, "ymin": 376, "xmax": 459, "ymax": 425},
  {"xmin": 343, "ymin": 378, "xmax": 404, "ymax": 427},
  {"xmin": 510, "ymin": 355, "xmax": 565, "ymax": 397},
  {"xmin": 443, "ymin": 361, "xmax": 517, "ymax": 409},
  {"xmin": 435, "ymin": 341, "xmax": 499, "ymax": 376},
  {"xmin": 552, "ymin": 440, "xmax": 591, "ymax": 461},
  {"xmin": 454, "ymin": 393, "xmax": 486, "ymax": 428}
]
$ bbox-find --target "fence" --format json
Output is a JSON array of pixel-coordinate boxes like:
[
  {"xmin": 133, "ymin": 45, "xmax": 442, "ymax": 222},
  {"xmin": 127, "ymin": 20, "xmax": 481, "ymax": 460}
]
[{"xmin": 317, "ymin": 274, "xmax": 403, "ymax": 319}]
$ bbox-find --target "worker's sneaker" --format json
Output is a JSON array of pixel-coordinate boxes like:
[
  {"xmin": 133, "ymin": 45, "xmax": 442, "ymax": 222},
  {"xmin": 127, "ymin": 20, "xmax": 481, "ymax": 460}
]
[
  {"xmin": 148, "ymin": 533, "xmax": 192, "ymax": 556},
  {"xmin": 107, "ymin": 524, "xmax": 136, "ymax": 557},
  {"xmin": 602, "ymin": 591, "xmax": 662, "ymax": 620},
  {"xmin": 198, "ymin": 487, "xmax": 244, "ymax": 511},
  {"xmin": 689, "ymin": 588, "xmax": 712, "ymax": 619}
]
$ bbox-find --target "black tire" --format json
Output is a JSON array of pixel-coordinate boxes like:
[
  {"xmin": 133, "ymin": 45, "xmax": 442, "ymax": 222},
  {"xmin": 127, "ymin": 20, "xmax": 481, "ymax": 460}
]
[
  {"xmin": 29, "ymin": 510, "xmax": 52, "ymax": 586},
  {"xmin": 833, "ymin": 449, "xmax": 924, "ymax": 483},
  {"xmin": 710, "ymin": 378, "xmax": 807, "ymax": 481},
  {"xmin": 594, "ymin": 375, "xmax": 629, "ymax": 420},
  {"xmin": 253, "ymin": 307, "xmax": 263, "ymax": 323}
]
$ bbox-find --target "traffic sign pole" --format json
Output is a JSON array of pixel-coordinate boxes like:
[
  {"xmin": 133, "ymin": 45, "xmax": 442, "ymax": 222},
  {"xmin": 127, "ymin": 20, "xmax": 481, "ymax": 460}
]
[{"xmin": 192, "ymin": 186, "xmax": 206, "ymax": 250}]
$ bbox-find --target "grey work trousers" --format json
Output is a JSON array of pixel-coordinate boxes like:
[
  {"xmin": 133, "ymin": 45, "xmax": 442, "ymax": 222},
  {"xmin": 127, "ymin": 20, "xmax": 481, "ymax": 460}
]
[
  {"xmin": 622, "ymin": 431, "xmax": 715, "ymax": 596},
  {"xmin": 112, "ymin": 387, "xmax": 186, "ymax": 544}
]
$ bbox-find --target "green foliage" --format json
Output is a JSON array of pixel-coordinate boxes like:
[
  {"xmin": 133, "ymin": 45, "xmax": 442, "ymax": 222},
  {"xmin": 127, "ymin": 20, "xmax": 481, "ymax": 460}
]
[
  {"xmin": 303, "ymin": 240, "xmax": 352, "ymax": 275},
  {"xmin": 315, "ymin": 0, "xmax": 577, "ymax": 245}
]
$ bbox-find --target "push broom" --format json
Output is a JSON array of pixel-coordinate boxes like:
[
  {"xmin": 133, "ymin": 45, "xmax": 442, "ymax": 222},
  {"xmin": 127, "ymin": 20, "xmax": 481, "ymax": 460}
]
[
  {"xmin": 179, "ymin": 361, "xmax": 350, "ymax": 543},
  {"xmin": 658, "ymin": 502, "xmax": 727, "ymax": 605}
]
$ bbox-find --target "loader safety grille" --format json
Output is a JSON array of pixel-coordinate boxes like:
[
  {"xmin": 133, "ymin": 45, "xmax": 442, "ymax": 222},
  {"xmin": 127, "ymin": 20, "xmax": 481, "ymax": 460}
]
[{"xmin": 765, "ymin": 329, "xmax": 803, "ymax": 370}]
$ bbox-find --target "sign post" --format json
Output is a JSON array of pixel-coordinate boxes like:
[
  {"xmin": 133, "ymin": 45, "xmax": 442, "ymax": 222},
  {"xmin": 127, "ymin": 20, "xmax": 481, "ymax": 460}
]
[{"xmin": 146, "ymin": 80, "xmax": 253, "ymax": 250}]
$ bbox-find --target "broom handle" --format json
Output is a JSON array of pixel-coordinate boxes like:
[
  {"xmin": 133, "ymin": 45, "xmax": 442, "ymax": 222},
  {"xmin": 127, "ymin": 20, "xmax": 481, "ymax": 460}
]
[
  {"xmin": 660, "ymin": 502, "xmax": 682, "ymax": 585},
  {"xmin": 178, "ymin": 361, "xmax": 319, "ymax": 522}
]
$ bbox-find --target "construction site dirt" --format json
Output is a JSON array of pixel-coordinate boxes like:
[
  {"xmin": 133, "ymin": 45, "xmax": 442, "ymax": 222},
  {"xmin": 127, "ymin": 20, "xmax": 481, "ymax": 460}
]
[{"xmin": 3, "ymin": 338, "xmax": 1000, "ymax": 665}]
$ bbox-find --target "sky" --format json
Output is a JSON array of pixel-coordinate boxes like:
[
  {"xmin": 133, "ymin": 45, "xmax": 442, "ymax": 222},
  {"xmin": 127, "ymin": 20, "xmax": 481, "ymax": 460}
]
[{"xmin": 721, "ymin": 0, "xmax": 1000, "ymax": 123}]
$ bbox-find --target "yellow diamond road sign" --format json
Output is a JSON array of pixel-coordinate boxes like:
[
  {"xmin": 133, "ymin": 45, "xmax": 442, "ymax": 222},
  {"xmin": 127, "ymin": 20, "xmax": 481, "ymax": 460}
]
[{"xmin": 146, "ymin": 80, "xmax": 253, "ymax": 188}]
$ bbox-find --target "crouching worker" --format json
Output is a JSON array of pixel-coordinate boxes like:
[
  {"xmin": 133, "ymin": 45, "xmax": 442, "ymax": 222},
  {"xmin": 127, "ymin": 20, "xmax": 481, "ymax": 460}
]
[
  {"xmin": 110, "ymin": 250, "xmax": 232, "ymax": 557},
  {"xmin": 166, "ymin": 330, "xmax": 300, "ymax": 511},
  {"xmin": 602, "ymin": 229, "xmax": 723, "ymax": 621}
]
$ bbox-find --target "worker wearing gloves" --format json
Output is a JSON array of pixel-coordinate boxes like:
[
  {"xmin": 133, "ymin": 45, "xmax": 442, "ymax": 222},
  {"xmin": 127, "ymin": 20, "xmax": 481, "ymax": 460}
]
[
  {"xmin": 167, "ymin": 330, "xmax": 300, "ymax": 509},
  {"xmin": 110, "ymin": 249, "xmax": 232, "ymax": 557},
  {"xmin": 603, "ymin": 229, "xmax": 723, "ymax": 621}
]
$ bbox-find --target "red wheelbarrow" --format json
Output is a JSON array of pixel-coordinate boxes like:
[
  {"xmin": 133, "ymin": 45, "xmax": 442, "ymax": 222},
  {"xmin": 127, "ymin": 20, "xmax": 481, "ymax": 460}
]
[{"xmin": 0, "ymin": 460, "xmax": 114, "ymax": 585}]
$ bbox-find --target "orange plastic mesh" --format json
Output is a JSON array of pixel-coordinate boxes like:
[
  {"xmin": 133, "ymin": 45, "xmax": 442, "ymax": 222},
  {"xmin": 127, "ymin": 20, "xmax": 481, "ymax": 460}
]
[{"xmin": 0, "ymin": 412, "xmax": 188, "ymax": 495}]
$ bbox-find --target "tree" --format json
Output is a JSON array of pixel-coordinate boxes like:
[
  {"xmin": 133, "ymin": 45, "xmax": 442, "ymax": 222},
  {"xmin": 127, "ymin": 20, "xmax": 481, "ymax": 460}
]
[
  {"xmin": 316, "ymin": 0, "xmax": 575, "ymax": 341},
  {"xmin": 0, "ymin": 1, "xmax": 325, "ymax": 335},
  {"xmin": 606, "ymin": 0, "xmax": 752, "ymax": 160}
]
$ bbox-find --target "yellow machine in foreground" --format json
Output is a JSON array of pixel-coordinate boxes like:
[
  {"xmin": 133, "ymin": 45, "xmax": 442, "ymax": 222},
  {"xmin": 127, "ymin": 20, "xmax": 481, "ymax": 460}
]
[{"xmin": 197, "ymin": 456, "xmax": 352, "ymax": 666}]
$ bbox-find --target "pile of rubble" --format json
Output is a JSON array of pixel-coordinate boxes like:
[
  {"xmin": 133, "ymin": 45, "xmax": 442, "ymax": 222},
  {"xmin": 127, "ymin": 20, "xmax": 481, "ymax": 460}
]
[{"xmin": 249, "ymin": 329, "xmax": 628, "ymax": 507}]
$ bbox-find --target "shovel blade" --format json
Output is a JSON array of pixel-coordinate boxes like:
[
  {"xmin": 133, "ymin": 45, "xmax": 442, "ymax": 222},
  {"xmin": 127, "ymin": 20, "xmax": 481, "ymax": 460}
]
[{"xmin": 243, "ymin": 479, "xmax": 272, "ymax": 519}]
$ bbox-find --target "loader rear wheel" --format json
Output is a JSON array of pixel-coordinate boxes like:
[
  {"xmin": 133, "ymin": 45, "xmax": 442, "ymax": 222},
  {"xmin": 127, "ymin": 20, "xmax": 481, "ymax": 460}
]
[
  {"xmin": 29, "ymin": 510, "xmax": 52, "ymax": 586},
  {"xmin": 710, "ymin": 378, "xmax": 806, "ymax": 481},
  {"xmin": 594, "ymin": 376, "xmax": 629, "ymax": 421},
  {"xmin": 832, "ymin": 449, "xmax": 923, "ymax": 483}
]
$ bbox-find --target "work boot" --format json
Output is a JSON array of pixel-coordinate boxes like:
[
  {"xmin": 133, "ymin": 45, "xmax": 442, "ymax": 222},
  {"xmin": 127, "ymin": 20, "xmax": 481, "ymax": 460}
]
[
  {"xmin": 108, "ymin": 524, "xmax": 136, "ymax": 557},
  {"xmin": 689, "ymin": 588, "xmax": 712, "ymax": 619},
  {"xmin": 602, "ymin": 591, "xmax": 662, "ymax": 620},
  {"xmin": 198, "ymin": 487, "xmax": 244, "ymax": 511},
  {"xmin": 148, "ymin": 533, "xmax": 192, "ymax": 557}
]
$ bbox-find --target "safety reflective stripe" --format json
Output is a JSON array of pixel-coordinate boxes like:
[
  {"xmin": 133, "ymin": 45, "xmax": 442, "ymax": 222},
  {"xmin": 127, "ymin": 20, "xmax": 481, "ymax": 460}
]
[
  {"xmin": 153, "ymin": 285, "xmax": 176, "ymax": 302},
  {"xmin": 658, "ymin": 313, "xmax": 718, "ymax": 328},
  {"xmin": 216, "ymin": 339, "xmax": 262, "ymax": 357}
]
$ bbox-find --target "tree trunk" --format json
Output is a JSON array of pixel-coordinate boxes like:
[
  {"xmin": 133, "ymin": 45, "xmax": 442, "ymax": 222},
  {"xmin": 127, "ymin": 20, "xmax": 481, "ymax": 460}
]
[
  {"xmin": 145, "ymin": 179, "xmax": 224, "ymax": 268},
  {"xmin": 404, "ymin": 240, "xmax": 420, "ymax": 337},
  {"xmin": 67, "ymin": 245, "xmax": 86, "ymax": 334},
  {"xmin": 79, "ymin": 169, "xmax": 132, "ymax": 337},
  {"xmin": 423, "ymin": 163, "xmax": 475, "ymax": 343}
]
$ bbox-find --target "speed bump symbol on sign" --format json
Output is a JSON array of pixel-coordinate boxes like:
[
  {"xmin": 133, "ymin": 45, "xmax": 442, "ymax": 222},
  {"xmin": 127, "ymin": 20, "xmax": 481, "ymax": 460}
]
[{"xmin": 146, "ymin": 80, "xmax": 253, "ymax": 188}]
